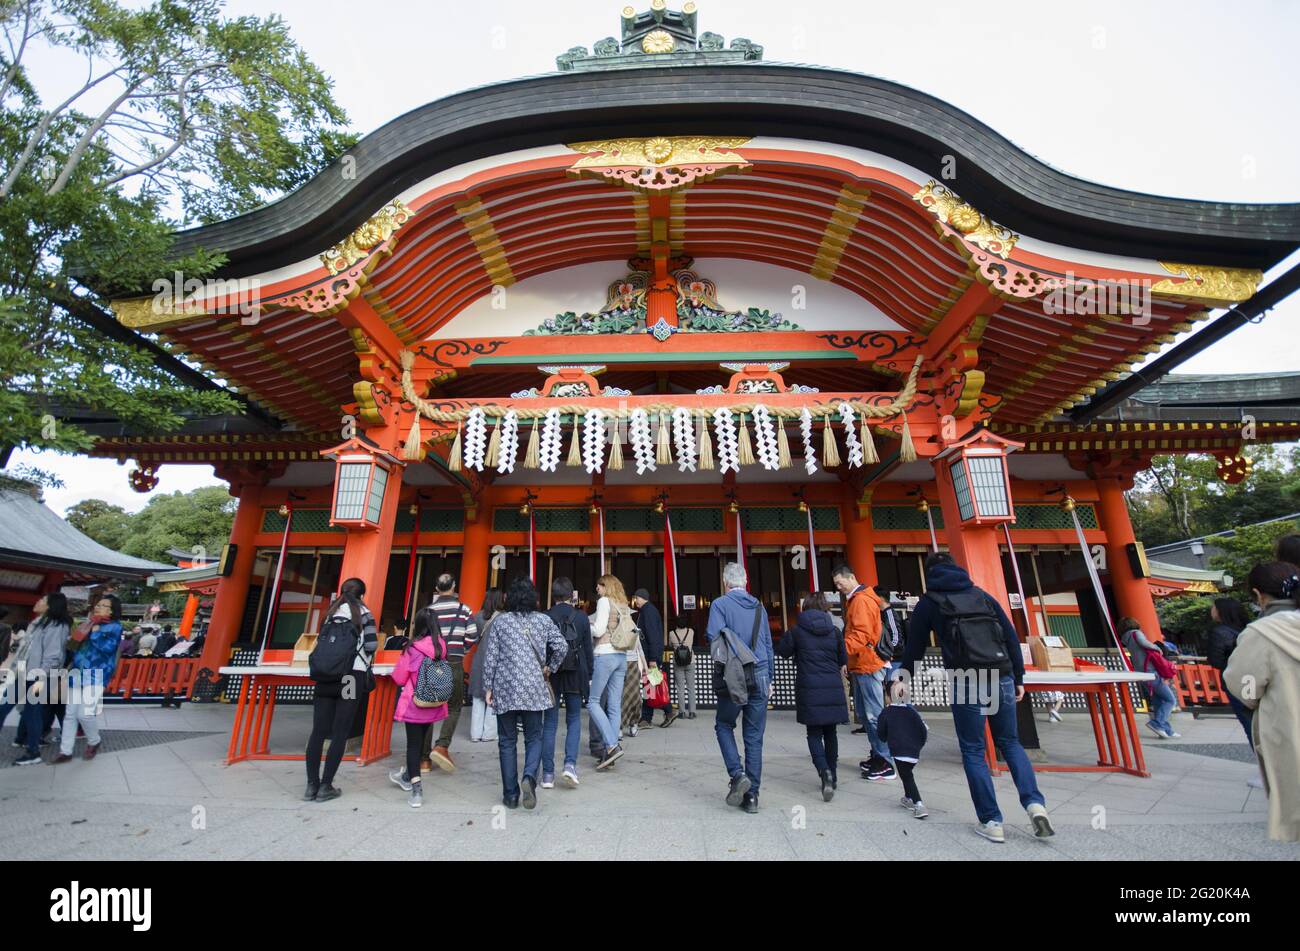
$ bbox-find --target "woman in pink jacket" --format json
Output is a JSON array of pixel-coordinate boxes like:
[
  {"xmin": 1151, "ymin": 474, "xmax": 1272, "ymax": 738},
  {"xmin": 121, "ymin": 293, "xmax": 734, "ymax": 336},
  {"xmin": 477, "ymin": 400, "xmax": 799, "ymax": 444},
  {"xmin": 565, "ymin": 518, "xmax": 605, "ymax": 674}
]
[{"xmin": 388, "ymin": 609, "xmax": 449, "ymax": 808}]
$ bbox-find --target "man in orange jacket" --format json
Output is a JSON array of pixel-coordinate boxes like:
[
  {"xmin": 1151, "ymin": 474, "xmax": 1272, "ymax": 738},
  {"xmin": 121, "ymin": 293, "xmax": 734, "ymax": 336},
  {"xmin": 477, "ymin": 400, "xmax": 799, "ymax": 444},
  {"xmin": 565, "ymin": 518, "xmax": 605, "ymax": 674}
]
[{"xmin": 832, "ymin": 563, "xmax": 895, "ymax": 781}]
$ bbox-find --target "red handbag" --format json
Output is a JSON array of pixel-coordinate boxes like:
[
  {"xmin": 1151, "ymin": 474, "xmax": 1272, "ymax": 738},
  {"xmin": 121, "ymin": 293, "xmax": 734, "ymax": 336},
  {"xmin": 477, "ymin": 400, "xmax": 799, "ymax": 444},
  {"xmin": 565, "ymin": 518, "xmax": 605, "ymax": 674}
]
[
  {"xmin": 1145, "ymin": 649, "xmax": 1177, "ymax": 681},
  {"xmin": 645, "ymin": 671, "xmax": 670, "ymax": 709}
]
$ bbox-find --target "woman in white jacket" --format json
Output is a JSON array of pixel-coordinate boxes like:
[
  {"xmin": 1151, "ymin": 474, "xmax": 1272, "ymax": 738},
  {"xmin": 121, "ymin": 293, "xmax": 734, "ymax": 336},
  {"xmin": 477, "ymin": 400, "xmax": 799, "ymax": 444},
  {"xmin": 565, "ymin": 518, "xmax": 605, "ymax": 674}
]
[{"xmin": 587, "ymin": 575, "xmax": 631, "ymax": 770}]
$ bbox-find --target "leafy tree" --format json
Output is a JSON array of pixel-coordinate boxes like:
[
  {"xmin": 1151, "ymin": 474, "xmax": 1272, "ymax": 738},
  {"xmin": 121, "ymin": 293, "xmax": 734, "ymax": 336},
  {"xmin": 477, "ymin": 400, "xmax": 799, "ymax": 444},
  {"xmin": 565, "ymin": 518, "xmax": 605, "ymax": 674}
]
[
  {"xmin": 116, "ymin": 484, "xmax": 235, "ymax": 564},
  {"xmin": 1210, "ymin": 518, "xmax": 1300, "ymax": 596},
  {"xmin": 65, "ymin": 496, "xmax": 131, "ymax": 549},
  {"xmin": 0, "ymin": 0, "xmax": 356, "ymax": 472},
  {"xmin": 1155, "ymin": 594, "xmax": 1217, "ymax": 650}
]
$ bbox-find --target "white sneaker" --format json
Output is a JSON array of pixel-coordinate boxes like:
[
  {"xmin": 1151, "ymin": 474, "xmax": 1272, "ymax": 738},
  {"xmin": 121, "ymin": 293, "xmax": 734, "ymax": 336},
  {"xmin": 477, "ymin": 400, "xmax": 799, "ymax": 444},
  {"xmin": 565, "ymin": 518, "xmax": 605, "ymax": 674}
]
[
  {"xmin": 562, "ymin": 766, "xmax": 579, "ymax": 788},
  {"xmin": 1162, "ymin": 728, "xmax": 1181, "ymax": 739},
  {"xmin": 629, "ymin": 724, "xmax": 639, "ymax": 737},
  {"xmin": 1027, "ymin": 802, "xmax": 1055, "ymax": 838},
  {"xmin": 1145, "ymin": 721, "xmax": 1167, "ymax": 739},
  {"xmin": 1048, "ymin": 709, "xmax": 1062, "ymax": 723},
  {"xmin": 388, "ymin": 768, "xmax": 412, "ymax": 792},
  {"xmin": 912, "ymin": 801, "xmax": 929, "ymax": 820},
  {"xmin": 976, "ymin": 820, "xmax": 1005, "ymax": 843}
]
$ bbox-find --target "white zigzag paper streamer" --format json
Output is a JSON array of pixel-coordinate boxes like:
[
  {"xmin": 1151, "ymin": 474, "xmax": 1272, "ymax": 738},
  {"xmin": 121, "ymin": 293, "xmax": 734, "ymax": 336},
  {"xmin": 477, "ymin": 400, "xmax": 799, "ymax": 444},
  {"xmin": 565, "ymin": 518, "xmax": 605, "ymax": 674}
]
[
  {"xmin": 713, "ymin": 407, "xmax": 739, "ymax": 474},
  {"xmin": 539, "ymin": 409, "xmax": 563, "ymax": 472},
  {"xmin": 839, "ymin": 402, "xmax": 864, "ymax": 468},
  {"xmin": 800, "ymin": 408, "xmax": 818, "ymax": 476},
  {"xmin": 497, "ymin": 409, "xmax": 519, "ymax": 474},
  {"xmin": 629, "ymin": 408, "xmax": 656, "ymax": 474},
  {"xmin": 672, "ymin": 407, "xmax": 697, "ymax": 472},
  {"xmin": 752, "ymin": 404, "xmax": 779, "ymax": 471},
  {"xmin": 464, "ymin": 407, "xmax": 487, "ymax": 471},
  {"xmin": 582, "ymin": 409, "xmax": 606, "ymax": 474}
]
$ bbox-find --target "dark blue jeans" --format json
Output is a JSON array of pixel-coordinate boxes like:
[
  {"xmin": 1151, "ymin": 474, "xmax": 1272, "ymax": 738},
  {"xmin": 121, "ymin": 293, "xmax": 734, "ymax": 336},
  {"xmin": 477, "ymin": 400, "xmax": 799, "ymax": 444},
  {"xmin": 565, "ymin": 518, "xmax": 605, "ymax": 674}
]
[
  {"xmin": 950, "ymin": 675, "xmax": 1045, "ymax": 824},
  {"xmin": 1226, "ymin": 693, "xmax": 1254, "ymax": 743},
  {"xmin": 714, "ymin": 667, "xmax": 769, "ymax": 794},
  {"xmin": 542, "ymin": 691, "xmax": 582, "ymax": 774},
  {"xmin": 0, "ymin": 680, "xmax": 47, "ymax": 756},
  {"xmin": 496, "ymin": 709, "xmax": 544, "ymax": 801}
]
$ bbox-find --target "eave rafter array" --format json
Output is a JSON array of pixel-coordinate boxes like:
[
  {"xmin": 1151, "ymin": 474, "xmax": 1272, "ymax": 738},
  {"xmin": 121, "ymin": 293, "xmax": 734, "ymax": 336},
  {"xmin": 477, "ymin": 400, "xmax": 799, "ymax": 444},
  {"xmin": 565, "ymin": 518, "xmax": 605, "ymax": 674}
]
[{"xmin": 108, "ymin": 143, "xmax": 1263, "ymax": 431}]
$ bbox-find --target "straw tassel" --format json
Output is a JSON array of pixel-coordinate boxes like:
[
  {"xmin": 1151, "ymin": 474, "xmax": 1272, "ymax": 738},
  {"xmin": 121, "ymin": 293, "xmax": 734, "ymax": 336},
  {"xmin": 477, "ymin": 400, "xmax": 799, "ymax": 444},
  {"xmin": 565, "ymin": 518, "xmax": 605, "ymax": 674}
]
[
  {"xmin": 697, "ymin": 415, "xmax": 714, "ymax": 471},
  {"xmin": 402, "ymin": 415, "xmax": 424, "ymax": 461},
  {"xmin": 821, "ymin": 414, "xmax": 841, "ymax": 467},
  {"xmin": 899, "ymin": 413, "xmax": 918, "ymax": 463},
  {"xmin": 523, "ymin": 420, "xmax": 541, "ymax": 469},
  {"xmin": 448, "ymin": 419, "xmax": 463, "ymax": 471},
  {"xmin": 737, "ymin": 415, "xmax": 755, "ymax": 466},
  {"xmin": 608, "ymin": 418, "xmax": 625, "ymax": 470},
  {"xmin": 861, "ymin": 419, "xmax": 879, "ymax": 465},
  {"xmin": 485, "ymin": 419, "xmax": 501, "ymax": 469},
  {"xmin": 656, "ymin": 413, "xmax": 672, "ymax": 465},
  {"xmin": 566, "ymin": 414, "xmax": 582, "ymax": 467},
  {"xmin": 776, "ymin": 422, "xmax": 792, "ymax": 468}
]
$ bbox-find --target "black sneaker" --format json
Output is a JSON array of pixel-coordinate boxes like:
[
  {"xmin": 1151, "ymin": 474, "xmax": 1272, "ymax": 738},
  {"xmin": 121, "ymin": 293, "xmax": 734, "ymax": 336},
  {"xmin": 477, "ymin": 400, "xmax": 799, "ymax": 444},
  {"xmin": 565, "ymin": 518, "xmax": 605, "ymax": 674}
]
[
  {"xmin": 503, "ymin": 796, "xmax": 519, "ymax": 809},
  {"xmin": 867, "ymin": 762, "xmax": 897, "ymax": 783},
  {"xmin": 851, "ymin": 726, "xmax": 867, "ymax": 735},
  {"xmin": 741, "ymin": 792, "xmax": 759, "ymax": 814},
  {"xmin": 820, "ymin": 769, "xmax": 835, "ymax": 802},
  {"xmin": 725, "ymin": 772, "xmax": 752, "ymax": 807},
  {"xmin": 15, "ymin": 752, "xmax": 42, "ymax": 766},
  {"xmin": 521, "ymin": 775, "xmax": 537, "ymax": 810},
  {"xmin": 303, "ymin": 782, "xmax": 319, "ymax": 801},
  {"xmin": 315, "ymin": 783, "xmax": 341, "ymax": 802},
  {"xmin": 595, "ymin": 745, "xmax": 624, "ymax": 770},
  {"xmin": 660, "ymin": 710, "xmax": 679, "ymax": 728}
]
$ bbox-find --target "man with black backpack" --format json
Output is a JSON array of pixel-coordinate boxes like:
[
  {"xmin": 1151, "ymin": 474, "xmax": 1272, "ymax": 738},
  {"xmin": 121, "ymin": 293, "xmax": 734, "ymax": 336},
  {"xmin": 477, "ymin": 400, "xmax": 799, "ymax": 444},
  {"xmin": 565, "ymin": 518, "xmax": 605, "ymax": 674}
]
[
  {"xmin": 543, "ymin": 577, "xmax": 593, "ymax": 789},
  {"xmin": 899, "ymin": 552, "xmax": 1054, "ymax": 843}
]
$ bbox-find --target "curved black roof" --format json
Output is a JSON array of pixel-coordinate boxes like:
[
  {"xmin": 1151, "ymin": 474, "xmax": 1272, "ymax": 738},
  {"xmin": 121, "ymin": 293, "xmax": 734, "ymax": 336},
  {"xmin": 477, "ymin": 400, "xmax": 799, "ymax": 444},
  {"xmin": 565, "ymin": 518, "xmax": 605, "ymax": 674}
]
[{"xmin": 172, "ymin": 63, "xmax": 1300, "ymax": 276}]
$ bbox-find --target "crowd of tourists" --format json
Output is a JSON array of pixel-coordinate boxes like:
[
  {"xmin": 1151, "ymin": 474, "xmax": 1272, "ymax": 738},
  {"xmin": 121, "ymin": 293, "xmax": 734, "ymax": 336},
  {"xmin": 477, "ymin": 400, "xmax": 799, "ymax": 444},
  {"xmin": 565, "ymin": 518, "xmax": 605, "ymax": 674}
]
[{"xmin": 4, "ymin": 537, "xmax": 1296, "ymax": 844}]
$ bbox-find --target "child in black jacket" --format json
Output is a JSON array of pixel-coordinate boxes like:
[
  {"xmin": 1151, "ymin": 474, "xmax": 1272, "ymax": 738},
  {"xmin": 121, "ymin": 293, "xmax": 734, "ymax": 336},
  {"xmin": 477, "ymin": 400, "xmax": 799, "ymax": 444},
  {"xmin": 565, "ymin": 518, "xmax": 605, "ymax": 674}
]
[{"xmin": 877, "ymin": 679, "xmax": 929, "ymax": 819}]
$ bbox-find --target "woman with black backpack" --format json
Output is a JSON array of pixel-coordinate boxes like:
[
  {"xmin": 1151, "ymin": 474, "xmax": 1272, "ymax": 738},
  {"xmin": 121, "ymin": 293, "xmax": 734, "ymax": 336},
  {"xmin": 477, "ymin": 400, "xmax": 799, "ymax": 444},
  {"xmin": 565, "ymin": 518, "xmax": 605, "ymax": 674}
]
[
  {"xmin": 668, "ymin": 614, "xmax": 696, "ymax": 719},
  {"xmin": 303, "ymin": 578, "xmax": 377, "ymax": 803},
  {"xmin": 388, "ymin": 607, "xmax": 451, "ymax": 808}
]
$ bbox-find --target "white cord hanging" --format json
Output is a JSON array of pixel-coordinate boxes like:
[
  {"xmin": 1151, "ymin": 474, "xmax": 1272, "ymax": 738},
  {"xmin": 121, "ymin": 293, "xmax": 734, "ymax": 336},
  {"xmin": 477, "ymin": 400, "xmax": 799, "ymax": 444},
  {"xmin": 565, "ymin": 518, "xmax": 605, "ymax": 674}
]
[
  {"xmin": 672, "ymin": 407, "xmax": 697, "ymax": 472},
  {"xmin": 629, "ymin": 408, "xmax": 656, "ymax": 474},
  {"xmin": 799, "ymin": 407, "xmax": 818, "ymax": 476},
  {"xmin": 752, "ymin": 404, "xmax": 779, "ymax": 471},
  {"xmin": 463, "ymin": 407, "xmax": 487, "ymax": 471},
  {"xmin": 539, "ymin": 408, "xmax": 563, "ymax": 472},
  {"xmin": 582, "ymin": 409, "xmax": 606, "ymax": 474},
  {"xmin": 713, "ymin": 407, "xmax": 739, "ymax": 474},
  {"xmin": 496, "ymin": 409, "xmax": 519, "ymax": 474},
  {"xmin": 840, "ymin": 402, "xmax": 864, "ymax": 468}
]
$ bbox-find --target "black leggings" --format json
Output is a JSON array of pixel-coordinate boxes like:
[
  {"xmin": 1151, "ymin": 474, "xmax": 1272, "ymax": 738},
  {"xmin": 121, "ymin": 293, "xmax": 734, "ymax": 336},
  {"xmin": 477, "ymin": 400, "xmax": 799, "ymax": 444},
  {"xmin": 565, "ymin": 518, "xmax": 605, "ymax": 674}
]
[
  {"xmin": 406, "ymin": 722, "xmax": 432, "ymax": 782},
  {"xmin": 305, "ymin": 692, "xmax": 358, "ymax": 786},
  {"xmin": 896, "ymin": 760, "xmax": 922, "ymax": 803},
  {"xmin": 805, "ymin": 723, "xmax": 839, "ymax": 776}
]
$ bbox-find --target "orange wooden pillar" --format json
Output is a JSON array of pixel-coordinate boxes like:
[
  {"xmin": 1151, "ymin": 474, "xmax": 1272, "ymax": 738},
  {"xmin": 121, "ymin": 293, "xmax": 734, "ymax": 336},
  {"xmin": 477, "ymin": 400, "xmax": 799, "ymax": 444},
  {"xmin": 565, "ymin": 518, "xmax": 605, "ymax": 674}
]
[
  {"xmin": 177, "ymin": 593, "xmax": 200, "ymax": 638},
  {"xmin": 1095, "ymin": 476, "xmax": 1163, "ymax": 640},
  {"xmin": 459, "ymin": 513, "xmax": 491, "ymax": 611},
  {"xmin": 840, "ymin": 490, "xmax": 878, "ymax": 586},
  {"xmin": 336, "ymin": 461, "xmax": 404, "ymax": 613},
  {"xmin": 934, "ymin": 459, "xmax": 1013, "ymax": 612},
  {"xmin": 197, "ymin": 478, "xmax": 264, "ymax": 674}
]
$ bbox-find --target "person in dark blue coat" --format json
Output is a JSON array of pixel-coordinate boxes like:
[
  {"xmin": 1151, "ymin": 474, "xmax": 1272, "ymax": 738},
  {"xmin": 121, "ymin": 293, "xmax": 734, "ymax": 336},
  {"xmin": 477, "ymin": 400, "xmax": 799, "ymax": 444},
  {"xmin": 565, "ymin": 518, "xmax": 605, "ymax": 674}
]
[{"xmin": 775, "ymin": 592, "xmax": 849, "ymax": 802}]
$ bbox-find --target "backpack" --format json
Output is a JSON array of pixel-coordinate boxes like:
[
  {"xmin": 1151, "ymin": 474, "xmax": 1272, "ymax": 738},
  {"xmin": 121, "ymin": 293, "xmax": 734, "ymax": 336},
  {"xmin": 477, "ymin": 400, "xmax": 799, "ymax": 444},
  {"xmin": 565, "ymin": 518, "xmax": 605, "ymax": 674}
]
[
  {"xmin": 925, "ymin": 589, "xmax": 1009, "ymax": 671},
  {"xmin": 607, "ymin": 602, "xmax": 639, "ymax": 652},
  {"xmin": 673, "ymin": 639, "xmax": 693, "ymax": 667},
  {"xmin": 556, "ymin": 610, "xmax": 582, "ymax": 673},
  {"xmin": 873, "ymin": 596, "xmax": 904, "ymax": 663},
  {"xmin": 413, "ymin": 651, "xmax": 455, "ymax": 708},
  {"xmin": 711, "ymin": 607, "xmax": 762, "ymax": 704},
  {"xmin": 309, "ymin": 613, "xmax": 362, "ymax": 684}
]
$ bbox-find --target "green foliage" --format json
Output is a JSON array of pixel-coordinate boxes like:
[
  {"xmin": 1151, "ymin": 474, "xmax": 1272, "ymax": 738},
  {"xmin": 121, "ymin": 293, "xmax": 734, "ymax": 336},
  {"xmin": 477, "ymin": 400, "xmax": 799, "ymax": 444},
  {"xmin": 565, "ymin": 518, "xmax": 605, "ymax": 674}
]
[
  {"xmin": 0, "ymin": 0, "xmax": 356, "ymax": 475},
  {"xmin": 1127, "ymin": 445, "xmax": 1300, "ymax": 548},
  {"xmin": 64, "ymin": 497, "xmax": 132, "ymax": 550},
  {"xmin": 114, "ymin": 484, "xmax": 236, "ymax": 564},
  {"xmin": 1210, "ymin": 518, "xmax": 1300, "ymax": 595},
  {"xmin": 1155, "ymin": 594, "xmax": 1218, "ymax": 648}
]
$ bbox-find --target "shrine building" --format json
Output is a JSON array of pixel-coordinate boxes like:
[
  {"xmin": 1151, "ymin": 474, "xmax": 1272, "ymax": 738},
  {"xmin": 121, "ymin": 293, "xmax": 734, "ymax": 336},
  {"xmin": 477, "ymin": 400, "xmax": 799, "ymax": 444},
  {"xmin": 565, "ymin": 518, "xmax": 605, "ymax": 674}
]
[{"xmin": 86, "ymin": 4, "xmax": 1300, "ymax": 685}]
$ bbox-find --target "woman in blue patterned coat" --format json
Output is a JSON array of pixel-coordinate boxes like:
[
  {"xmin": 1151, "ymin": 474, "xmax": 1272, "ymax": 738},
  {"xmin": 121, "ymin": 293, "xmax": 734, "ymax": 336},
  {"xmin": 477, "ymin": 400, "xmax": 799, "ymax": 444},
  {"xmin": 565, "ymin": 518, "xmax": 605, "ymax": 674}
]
[{"xmin": 483, "ymin": 576, "xmax": 567, "ymax": 810}]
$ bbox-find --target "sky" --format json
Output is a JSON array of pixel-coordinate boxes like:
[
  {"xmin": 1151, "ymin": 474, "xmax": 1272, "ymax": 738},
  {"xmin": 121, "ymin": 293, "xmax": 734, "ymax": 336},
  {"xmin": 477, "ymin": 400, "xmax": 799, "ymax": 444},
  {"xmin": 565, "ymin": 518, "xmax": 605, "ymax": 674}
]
[{"xmin": 11, "ymin": 0, "xmax": 1300, "ymax": 514}]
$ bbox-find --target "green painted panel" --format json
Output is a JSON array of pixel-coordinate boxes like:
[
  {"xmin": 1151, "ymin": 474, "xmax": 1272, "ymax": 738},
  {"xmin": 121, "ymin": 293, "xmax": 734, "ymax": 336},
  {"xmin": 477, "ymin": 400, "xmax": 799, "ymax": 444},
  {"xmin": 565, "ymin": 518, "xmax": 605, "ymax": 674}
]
[
  {"xmin": 261, "ymin": 509, "xmax": 342, "ymax": 533},
  {"xmin": 871, "ymin": 506, "xmax": 944, "ymax": 531},
  {"xmin": 1013, "ymin": 503, "xmax": 1098, "ymax": 530},
  {"xmin": 493, "ymin": 508, "xmax": 590, "ymax": 533},
  {"xmin": 1046, "ymin": 612, "xmax": 1089, "ymax": 650}
]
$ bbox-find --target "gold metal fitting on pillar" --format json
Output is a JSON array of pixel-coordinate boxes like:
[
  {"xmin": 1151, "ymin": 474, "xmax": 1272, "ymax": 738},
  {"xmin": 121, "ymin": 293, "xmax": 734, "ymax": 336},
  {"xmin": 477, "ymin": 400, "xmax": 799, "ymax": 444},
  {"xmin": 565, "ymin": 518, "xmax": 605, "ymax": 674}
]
[
  {"xmin": 653, "ymin": 492, "xmax": 667, "ymax": 515},
  {"xmin": 519, "ymin": 490, "xmax": 538, "ymax": 517},
  {"xmin": 727, "ymin": 490, "xmax": 739, "ymax": 515}
]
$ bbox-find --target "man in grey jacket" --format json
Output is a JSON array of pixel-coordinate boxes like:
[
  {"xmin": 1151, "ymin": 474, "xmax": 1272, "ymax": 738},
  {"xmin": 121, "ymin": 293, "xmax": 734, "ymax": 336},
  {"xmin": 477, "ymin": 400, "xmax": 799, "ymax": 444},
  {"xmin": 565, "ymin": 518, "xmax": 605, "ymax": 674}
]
[{"xmin": 705, "ymin": 563, "xmax": 772, "ymax": 814}]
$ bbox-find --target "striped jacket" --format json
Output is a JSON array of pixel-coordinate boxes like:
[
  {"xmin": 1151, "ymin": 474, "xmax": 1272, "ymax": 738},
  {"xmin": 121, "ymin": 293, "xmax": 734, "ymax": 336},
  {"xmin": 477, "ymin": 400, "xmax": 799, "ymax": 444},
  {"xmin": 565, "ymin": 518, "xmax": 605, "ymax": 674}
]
[{"xmin": 427, "ymin": 596, "xmax": 479, "ymax": 660}]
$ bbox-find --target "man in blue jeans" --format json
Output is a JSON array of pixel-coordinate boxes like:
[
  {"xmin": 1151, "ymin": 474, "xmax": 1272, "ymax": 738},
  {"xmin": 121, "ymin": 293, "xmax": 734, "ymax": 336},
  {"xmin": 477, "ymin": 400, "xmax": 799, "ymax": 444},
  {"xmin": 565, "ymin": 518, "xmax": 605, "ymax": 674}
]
[
  {"xmin": 542, "ymin": 578, "xmax": 593, "ymax": 789},
  {"xmin": 706, "ymin": 562, "xmax": 772, "ymax": 814},
  {"xmin": 900, "ymin": 552, "xmax": 1055, "ymax": 843}
]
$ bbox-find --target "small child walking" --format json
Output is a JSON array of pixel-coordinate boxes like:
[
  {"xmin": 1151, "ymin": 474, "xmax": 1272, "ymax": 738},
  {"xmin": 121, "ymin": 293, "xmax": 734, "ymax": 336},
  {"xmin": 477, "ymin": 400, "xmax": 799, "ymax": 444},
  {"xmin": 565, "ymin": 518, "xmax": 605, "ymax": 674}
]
[{"xmin": 877, "ymin": 678, "xmax": 929, "ymax": 819}]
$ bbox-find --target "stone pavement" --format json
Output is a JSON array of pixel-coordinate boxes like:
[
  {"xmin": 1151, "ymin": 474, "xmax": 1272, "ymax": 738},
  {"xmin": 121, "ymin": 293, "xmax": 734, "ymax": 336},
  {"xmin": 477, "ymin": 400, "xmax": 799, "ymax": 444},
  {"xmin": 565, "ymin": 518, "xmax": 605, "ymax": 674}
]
[{"xmin": 1, "ymin": 700, "xmax": 1295, "ymax": 861}]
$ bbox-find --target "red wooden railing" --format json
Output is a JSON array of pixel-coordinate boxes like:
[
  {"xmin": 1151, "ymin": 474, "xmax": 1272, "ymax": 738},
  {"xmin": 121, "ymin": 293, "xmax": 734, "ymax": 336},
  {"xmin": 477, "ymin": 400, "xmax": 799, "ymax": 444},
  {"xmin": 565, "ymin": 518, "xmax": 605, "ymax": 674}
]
[
  {"xmin": 1172, "ymin": 663, "xmax": 1231, "ymax": 707},
  {"xmin": 106, "ymin": 657, "xmax": 202, "ymax": 701}
]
